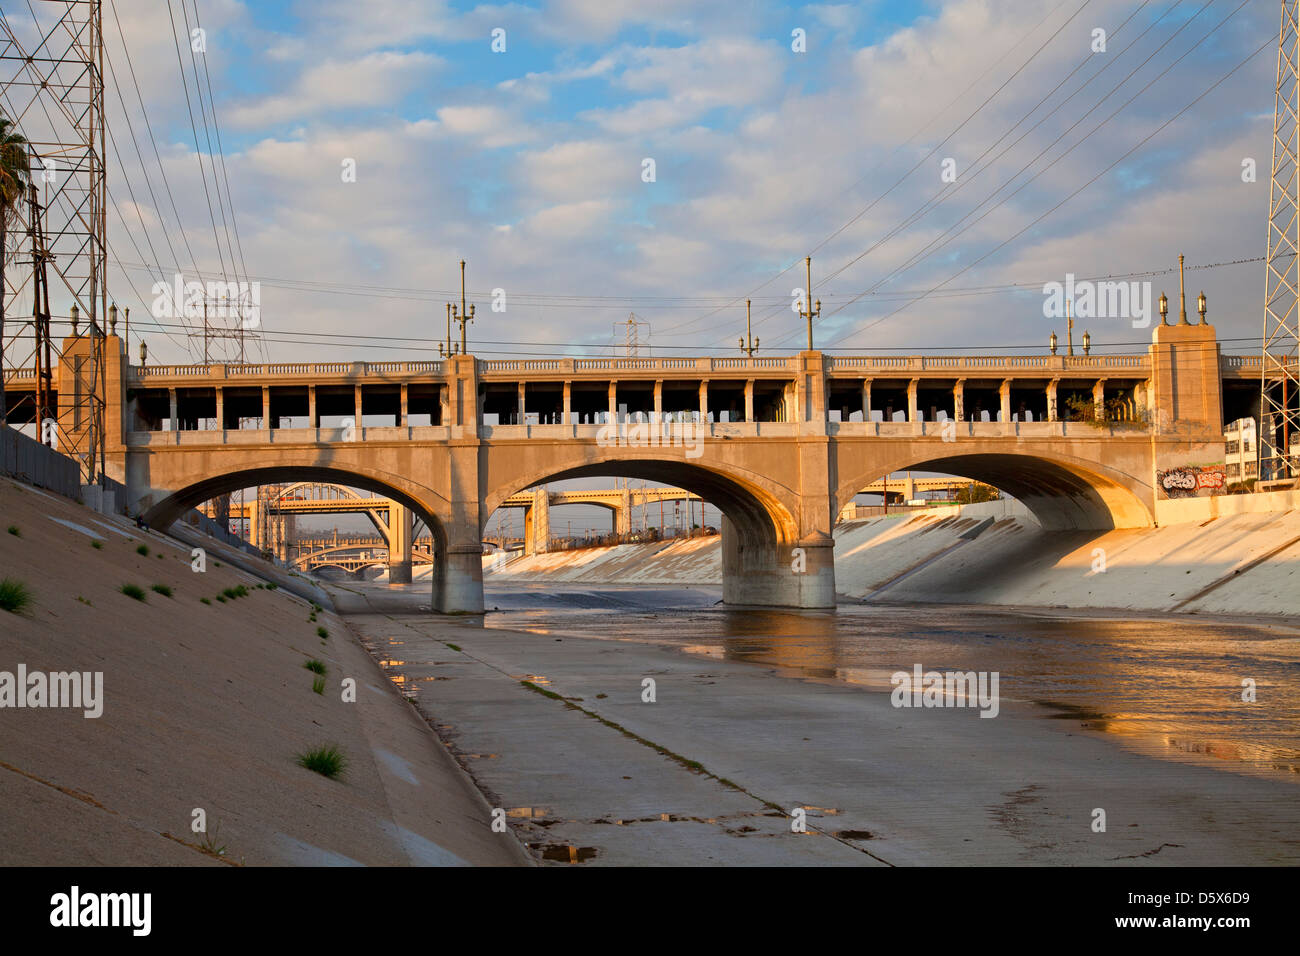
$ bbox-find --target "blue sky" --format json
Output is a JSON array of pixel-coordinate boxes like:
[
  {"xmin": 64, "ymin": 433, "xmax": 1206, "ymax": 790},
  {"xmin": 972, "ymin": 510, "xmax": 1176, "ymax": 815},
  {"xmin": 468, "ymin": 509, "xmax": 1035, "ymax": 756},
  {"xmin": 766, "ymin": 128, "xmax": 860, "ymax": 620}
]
[{"xmin": 8, "ymin": 0, "xmax": 1281, "ymax": 365}]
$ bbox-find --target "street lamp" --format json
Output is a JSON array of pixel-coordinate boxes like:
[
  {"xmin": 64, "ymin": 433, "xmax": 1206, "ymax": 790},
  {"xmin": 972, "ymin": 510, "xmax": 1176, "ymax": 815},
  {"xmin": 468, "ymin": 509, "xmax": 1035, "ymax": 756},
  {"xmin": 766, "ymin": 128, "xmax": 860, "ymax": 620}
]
[
  {"xmin": 450, "ymin": 259, "xmax": 475, "ymax": 354},
  {"xmin": 1082, "ymin": 330, "xmax": 1091, "ymax": 356},
  {"xmin": 797, "ymin": 256, "xmax": 820, "ymax": 351},
  {"xmin": 69, "ymin": 303, "xmax": 79, "ymax": 335},
  {"xmin": 1049, "ymin": 330, "xmax": 1058, "ymax": 355},
  {"xmin": 739, "ymin": 298, "xmax": 759, "ymax": 356},
  {"xmin": 139, "ymin": 340, "xmax": 147, "ymax": 367},
  {"xmin": 1198, "ymin": 290, "xmax": 1208, "ymax": 324},
  {"xmin": 1158, "ymin": 291, "xmax": 1169, "ymax": 325}
]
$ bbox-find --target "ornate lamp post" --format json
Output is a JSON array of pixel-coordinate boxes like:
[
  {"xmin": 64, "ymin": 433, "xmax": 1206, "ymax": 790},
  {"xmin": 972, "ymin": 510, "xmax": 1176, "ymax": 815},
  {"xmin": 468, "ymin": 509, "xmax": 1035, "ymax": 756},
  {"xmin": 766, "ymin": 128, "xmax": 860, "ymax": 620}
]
[
  {"xmin": 1082, "ymin": 330, "xmax": 1091, "ymax": 356},
  {"xmin": 1158, "ymin": 291, "xmax": 1169, "ymax": 325},
  {"xmin": 1049, "ymin": 330, "xmax": 1058, "ymax": 355},
  {"xmin": 450, "ymin": 259, "xmax": 475, "ymax": 354},
  {"xmin": 739, "ymin": 298, "xmax": 759, "ymax": 356},
  {"xmin": 797, "ymin": 256, "xmax": 820, "ymax": 351}
]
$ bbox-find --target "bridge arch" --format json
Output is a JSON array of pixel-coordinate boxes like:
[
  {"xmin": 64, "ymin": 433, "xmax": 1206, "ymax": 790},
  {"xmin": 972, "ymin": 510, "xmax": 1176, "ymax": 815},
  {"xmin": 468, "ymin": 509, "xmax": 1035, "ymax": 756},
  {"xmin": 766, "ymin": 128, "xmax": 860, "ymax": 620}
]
[
  {"xmin": 139, "ymin": 464, "xmax": 451, "ymax": 565},
  {"xmin": 483, "ymin": 451, "xmax": 831, "ymax": 606},
  {"xmin": 833, "ymin": 450, "xmax": 1153, "ymax": 530},
  {"xmin": 487, "ymin": 455, "xmax": 799, "ymax": 550}
]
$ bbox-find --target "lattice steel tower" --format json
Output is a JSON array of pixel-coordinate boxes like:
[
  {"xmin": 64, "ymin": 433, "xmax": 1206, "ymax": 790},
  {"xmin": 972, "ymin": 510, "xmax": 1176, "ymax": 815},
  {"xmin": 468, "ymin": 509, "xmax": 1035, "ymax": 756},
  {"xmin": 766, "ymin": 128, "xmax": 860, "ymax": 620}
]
[
  {"xmin": 1263, "ymin": 0, "xmax": 1300, "ymax": 483},
  {"xmin": 0, "ymin": 0, "xmax": 109, "ymax": 483}
]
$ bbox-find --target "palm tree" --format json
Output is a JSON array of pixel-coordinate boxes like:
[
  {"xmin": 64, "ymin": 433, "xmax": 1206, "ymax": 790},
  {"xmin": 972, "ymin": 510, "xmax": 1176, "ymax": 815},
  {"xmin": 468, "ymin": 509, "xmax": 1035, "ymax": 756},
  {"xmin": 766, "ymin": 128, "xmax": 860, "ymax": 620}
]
[{"xmin": 0, "ymin": 112, "xmax": 31, "ymax": 425}]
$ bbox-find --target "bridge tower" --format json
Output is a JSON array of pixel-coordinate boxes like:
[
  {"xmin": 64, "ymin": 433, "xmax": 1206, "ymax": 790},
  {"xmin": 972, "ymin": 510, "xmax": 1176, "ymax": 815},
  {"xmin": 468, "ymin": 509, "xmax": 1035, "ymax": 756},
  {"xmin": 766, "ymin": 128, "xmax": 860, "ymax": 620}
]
[{"xmin": 1262, "ymin": 0, "xmax": 1300, "ymax": 484}]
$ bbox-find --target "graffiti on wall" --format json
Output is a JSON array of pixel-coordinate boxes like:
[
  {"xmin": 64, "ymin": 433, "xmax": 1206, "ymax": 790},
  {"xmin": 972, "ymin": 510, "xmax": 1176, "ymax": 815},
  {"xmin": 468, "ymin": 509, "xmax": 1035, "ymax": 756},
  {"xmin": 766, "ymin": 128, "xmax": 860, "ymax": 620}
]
[{"xmin": 1157, "ymin": 464, "xmax": 1226, "ymax": 499}]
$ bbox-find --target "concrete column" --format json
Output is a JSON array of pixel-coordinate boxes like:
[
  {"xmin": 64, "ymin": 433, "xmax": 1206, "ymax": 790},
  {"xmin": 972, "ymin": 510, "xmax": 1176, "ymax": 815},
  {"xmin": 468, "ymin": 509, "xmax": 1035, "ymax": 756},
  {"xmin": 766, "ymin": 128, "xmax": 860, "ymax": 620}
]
[
  {"xmin": 907, "ymin": 379, "xmax": 919, "ymax": 422},
  {"xmin": 698, "ymin": 380, "xmax": 709, "ymax": 423},
  {"xmin": 168, "ymin": 389, "xmax": 178, "ymax": 431},
  {"xmin": 862, "ymin": 380, "xmax": 872, "ymax": 423},
  {"xmin": 249, "ymin": 494, "xmax": 264, "ymax": 550},
  {"xmin": 1092, "ymin": 378, "xmax": 1107, "ymax": 423},
  {"xmin": 903, "ymin": 474, "xmax": 916, "ymax": 502},
  {"xmin": 308, "ymin": 385, "xmax": 317, "ymax": 428},
  {"xmin": 999, "ymin": 379, "xmax": 1012, "ymax": 425},
  {"xmin": 434, "ymin": 437, "xmax": 484, "ymax": 614},
  {"xmin": 1047, "ymin": 378, "xmax": 1059, "ymax": 422},
  {"xmin": 953, "ymin": 379, "xmax": 965, "ymax": 422},
  {"xmin": 653, "ymin": 380, "xmax": 663, "ymax": 422},
  {"xmin": 386, "ymin": 501, "xmax": 413, "ymax": 584},
  {"xmin": 530, "ymin": 488, "xmax": 550, "ymax": 554},
  {"xmin": 618, "ymin": 486, "xmax": 633, "ymax": 536},
  {"xmin": 517, "ymin": 381, "xmax": 526, "ymax": 425},
  {"xmin": 721, "ymin": 519, "xmax": 835, "ymax": 609},
  {"xmin": 354, "ymin": 384, "xmax": 363, "ymax": 429},
  {"xmin": 215, "ymin": 387, "xmax": 225, "ymax": 432},
  {"xmin": 399, "ymin": 383, "xmax": 408, "ymax": 427},
  {"xmin": 262, "ymin": 386, "xmax": 270, "ymax": 429},
  {"xmin": 744, "ymin": 379, "xmax": 754, "ymax": 423},
  {"xmin": 607, "ymin": 381, "xmax": 617, "ymax": 424},
  {"xmin": 562, "ymin": 381, "xmax": 571, "ymax": 425}
]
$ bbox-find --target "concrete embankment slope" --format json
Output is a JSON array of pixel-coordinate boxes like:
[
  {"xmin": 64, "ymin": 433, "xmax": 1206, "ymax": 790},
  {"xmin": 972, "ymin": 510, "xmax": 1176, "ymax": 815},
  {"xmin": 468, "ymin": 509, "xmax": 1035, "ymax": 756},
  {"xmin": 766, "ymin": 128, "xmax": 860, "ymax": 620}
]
[
  {"xmin": 0, "ymin": 476, "xmax": 527, "ymax": 866},
  {"xmin": 489, "ymin": 494, "xmax": 1300, "ymax": 616}
]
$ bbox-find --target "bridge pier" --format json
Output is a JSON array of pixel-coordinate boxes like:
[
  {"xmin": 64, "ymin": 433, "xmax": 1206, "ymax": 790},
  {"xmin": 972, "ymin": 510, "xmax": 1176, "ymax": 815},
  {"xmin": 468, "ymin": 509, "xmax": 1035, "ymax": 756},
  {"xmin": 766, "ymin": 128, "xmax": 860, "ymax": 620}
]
[
  {"xmin": 386, "ymin": 502, "xmax": 413, "ymax": 584},
  {"xmin": 434, "ymin": 543, "xmax": 485, "ymax": 614},
  {"xmin": 720, "ymin": 518, "xmax": 836, "ymax": 608}
]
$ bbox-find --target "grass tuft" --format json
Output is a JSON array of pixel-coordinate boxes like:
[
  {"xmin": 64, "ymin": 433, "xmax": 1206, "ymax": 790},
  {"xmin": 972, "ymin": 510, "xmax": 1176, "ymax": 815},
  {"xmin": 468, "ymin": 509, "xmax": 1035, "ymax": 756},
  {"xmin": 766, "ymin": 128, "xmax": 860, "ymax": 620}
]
[
  {"xmin": 297, "ymin": 744, "xmax": 346, "ymax": 779},
  {"xmin": 303, "ymin": 659, "xmax": 326, "ymax": 674},
  {"xmin": 316, "ymin": 626, "xmax": 328, "ymax": 639},
  {"xmin": 215, "ymin": 594, "xmax": 227, "ymax": 603},
  {"xmin": 151, "ymin": 584, "xmax": 173, "ymax": 598},
  {"xmin": 311, "ymin": 676, "xmax": 326, "ymax": 695},
  {"xmin": 136, "ymin": 544, "xmax": 149, "ymax": 556},
  {"xmin": 6, "ymin": 525, "xmax": 19, "ymax": 536},
  {"xmin": 120, "ymin": 583, "xmax": 147, "ymax": 602},
  {"xmin": 199, "ymin": 597, "xmax": 211, "ymax": 605},
  {"xmin": 0, "ymin": 578, "xmax": 33, "ymax": 613},
  {"xmin": 91, "ymin": 540, "xmax": 103, "ymax": 549}
]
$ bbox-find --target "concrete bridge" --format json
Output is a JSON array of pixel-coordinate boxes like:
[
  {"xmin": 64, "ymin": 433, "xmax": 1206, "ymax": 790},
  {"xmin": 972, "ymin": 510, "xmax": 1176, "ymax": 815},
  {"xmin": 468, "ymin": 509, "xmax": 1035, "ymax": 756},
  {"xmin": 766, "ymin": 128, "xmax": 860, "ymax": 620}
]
[
  {"xmin": 288, "ymin": 534, "xmax": 437, "ymax": 577},
  {"xmin": 7, "ymin": 317, "xmax": 1262, "ymax": 611}
]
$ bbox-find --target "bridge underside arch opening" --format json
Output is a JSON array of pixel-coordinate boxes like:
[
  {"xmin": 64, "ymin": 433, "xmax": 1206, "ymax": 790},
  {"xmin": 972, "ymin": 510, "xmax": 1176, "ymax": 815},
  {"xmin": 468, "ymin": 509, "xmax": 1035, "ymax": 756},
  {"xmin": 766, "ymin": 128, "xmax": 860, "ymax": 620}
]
[
  {"xmin": 488, "ymin": 459, "xmax": 832, "ymax": 608},
  {"xmin": 849, "ymin": 453, "xmax": 1151, "ymax": 530},
  {"xmin": 140, "ymin": 465, "xmax": 448, "ymax": 574},
  {"xmin": 493, "ymin": 460, "xmax": 793, "ymax": 553}
]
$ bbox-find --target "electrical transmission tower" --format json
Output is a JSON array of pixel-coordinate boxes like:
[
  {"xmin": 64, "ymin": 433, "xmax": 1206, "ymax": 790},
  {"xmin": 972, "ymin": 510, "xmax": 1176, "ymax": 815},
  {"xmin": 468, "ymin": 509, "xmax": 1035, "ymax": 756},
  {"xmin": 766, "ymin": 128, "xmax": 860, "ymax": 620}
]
[
  {"xmin": 614, "ymin": 312, "xmax": 650, "ymax": 357},
  {"xmin": 1262, "ymin": 0, "xmax": 1300, "ymax": 484},
  {"xmin": 1, "ymin": 0, "xmax": 109, "ymax": 483}
]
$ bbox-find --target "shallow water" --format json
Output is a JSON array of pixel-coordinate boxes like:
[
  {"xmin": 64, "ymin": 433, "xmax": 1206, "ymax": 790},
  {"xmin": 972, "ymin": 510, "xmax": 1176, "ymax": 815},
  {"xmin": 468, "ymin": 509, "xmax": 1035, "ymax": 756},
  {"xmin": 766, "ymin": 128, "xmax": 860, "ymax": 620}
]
[{"xmin": 473, "ymin": 584, "xmax": 1300, "ymax": 783}]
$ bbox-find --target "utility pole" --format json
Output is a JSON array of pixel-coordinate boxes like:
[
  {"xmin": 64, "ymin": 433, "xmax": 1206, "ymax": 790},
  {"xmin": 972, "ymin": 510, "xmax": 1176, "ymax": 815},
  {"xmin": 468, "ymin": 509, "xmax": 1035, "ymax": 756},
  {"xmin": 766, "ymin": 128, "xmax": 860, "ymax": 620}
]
[{"xmin": 797, "ymin": 256, "xmax": 821, "ymax": 351}]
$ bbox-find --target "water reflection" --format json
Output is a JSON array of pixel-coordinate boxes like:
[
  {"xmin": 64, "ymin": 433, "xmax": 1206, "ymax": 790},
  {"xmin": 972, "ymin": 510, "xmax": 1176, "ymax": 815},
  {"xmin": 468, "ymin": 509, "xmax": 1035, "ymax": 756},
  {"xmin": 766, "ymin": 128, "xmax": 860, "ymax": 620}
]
[{"xmin": 485, "ymin": 595, "xmax": 1300, "ymax": 782}]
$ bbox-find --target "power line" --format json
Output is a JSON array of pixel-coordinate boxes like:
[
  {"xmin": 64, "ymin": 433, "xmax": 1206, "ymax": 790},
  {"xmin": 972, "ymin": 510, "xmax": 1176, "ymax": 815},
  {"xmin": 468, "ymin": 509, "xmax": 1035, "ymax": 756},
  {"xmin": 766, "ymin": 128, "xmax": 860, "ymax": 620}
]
[
  {"xmin": 653, "ymin": 0, "xmax": 1092, "ymax": 339},
  {"xmin": 824, "ymin": 0, "xmax": 1264, "ymax": 348}
]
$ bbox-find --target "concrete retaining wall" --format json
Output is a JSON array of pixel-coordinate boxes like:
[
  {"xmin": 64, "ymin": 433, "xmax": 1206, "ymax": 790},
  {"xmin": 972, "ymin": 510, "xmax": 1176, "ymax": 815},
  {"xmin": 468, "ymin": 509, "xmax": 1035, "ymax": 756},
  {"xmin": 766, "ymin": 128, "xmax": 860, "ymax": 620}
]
[
  {"xmin": 0, "ymin": 424, "xmax": 81, "ymax": 499},
  {"xmin": 1155, "ymin": 489, "xmax": 1300, "ymax": 525}
]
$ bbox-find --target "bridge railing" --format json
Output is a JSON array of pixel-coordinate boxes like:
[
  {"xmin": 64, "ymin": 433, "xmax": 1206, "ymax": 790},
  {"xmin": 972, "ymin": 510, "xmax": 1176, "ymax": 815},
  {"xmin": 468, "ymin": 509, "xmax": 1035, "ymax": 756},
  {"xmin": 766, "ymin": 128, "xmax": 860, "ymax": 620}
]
[
  {"xmin": 129, "ymin": 360, "xmax": 445, "ymax": 380},
  {"xmin": 480, "ymin": 356, "xmax": 795, "ymax": 374},
  {"xmin": 826, "ymin": 354, "xmax": 1151, "ymax": 372}
]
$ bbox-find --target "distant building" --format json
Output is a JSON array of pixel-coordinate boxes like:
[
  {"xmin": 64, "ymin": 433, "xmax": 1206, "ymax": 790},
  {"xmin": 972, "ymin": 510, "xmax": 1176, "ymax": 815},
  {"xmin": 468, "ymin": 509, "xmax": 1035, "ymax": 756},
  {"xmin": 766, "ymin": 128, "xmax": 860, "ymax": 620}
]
[{"xmin": 1224, "ymin": 417, "xmax": 1257, "ymax": 485}]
